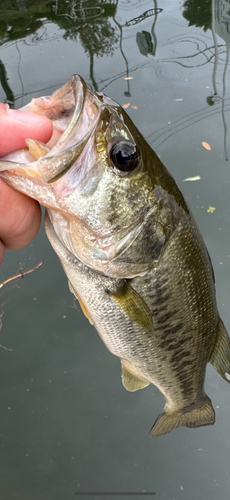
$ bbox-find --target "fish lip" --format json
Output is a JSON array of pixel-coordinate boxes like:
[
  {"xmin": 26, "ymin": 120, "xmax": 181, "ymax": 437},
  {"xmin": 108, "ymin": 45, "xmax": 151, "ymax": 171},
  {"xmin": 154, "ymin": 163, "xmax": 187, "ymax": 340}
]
[
  {"xmin": 37, "ymin": 75, "xmax": 89, "ymax": 183},
  {"xmin": 53, "ymin": 75, "xmax": 88, "ymax": 148},
  {"xmin": 0, "ymin": 75, "xmax": 97, "ymax": 184}
]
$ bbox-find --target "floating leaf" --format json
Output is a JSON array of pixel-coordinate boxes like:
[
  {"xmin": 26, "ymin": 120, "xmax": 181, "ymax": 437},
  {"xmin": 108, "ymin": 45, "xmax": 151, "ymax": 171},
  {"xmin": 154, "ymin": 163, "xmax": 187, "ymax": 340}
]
[
  {"xmin": 183, "ymin": 176, "xmax": 201, "ymax": 182},
  {"xmin": 132, "ymin": 105, "xmax": 138, "ymax": 110},
  {"xmin": 124, "ymin": 77, "xmax": 133, "ymax": 80},
  {"xmin": 122, "ymin": 103, "xmax": 130, "ymax": 109},
  {"xmin": 207, "ymin": 206, "xmax": 216, "ymax": 213},
  {"xmin": 202, "ymin": 142, "xmax": 211, "ymax": 150}
]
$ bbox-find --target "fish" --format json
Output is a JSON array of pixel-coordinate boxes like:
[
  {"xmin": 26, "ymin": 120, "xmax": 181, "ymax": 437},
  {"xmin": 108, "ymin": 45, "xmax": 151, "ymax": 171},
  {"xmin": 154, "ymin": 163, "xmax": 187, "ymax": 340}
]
[{"xmin": 1, "ymin": 75, "xmax": 230, "ymax": 437}]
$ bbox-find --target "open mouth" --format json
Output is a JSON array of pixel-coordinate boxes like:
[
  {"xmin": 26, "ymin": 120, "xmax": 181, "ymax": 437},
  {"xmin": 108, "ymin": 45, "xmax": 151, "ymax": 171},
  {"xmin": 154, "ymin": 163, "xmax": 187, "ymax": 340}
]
[{"xmin": 0, "ymin": 75, "xmax": 100, "ymax": 184}]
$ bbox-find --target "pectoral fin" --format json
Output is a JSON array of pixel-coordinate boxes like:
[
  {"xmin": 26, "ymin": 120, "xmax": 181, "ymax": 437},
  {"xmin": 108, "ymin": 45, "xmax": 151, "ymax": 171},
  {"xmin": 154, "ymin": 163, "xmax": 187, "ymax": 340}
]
[
  {"xmin": 107, "ymin": 282, "xmax": 153, "ymax": 334},
  {"xmin": 150, "ymin": 396, "xmax": 215, "ymax": 437},
  {"xmin": 121, "ymin": 361, "xmax": 150, "ymax": 392},
  {"xmin": 209, "ymin": 317, "xmax": 230, "ymax": 382}
]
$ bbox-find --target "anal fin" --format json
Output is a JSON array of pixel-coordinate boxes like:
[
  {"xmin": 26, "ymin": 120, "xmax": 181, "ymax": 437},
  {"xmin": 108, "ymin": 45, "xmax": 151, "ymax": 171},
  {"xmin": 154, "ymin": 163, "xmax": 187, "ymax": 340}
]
[
  {"xmin": 209, "ymin": 317, "xmax": 230, "ymax": 382},
  {"xmin": 121, "ymin": 361, "xmax": 150, "ymax": 392},
  {"xmin": 150, "ymin": 396, "xmax": 215, "ymax": 437}
]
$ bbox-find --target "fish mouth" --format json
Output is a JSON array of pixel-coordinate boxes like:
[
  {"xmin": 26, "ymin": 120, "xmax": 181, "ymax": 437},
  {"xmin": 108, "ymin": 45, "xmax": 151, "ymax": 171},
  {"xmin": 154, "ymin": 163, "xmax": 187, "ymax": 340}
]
[
  {"xmin": 37, "ymin": 75, "xmax": 89, "ymax": 183},
  {"xmin": 0, "ymin": 75, "xmax": 100, "ymax": 184}
]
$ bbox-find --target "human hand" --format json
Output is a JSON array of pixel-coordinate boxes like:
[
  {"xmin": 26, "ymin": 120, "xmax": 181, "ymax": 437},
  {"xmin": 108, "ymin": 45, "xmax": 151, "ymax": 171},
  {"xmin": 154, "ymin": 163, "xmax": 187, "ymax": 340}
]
[{"xmin": 0, "ymin": 104, "xmax": 53, "ymax": 264}]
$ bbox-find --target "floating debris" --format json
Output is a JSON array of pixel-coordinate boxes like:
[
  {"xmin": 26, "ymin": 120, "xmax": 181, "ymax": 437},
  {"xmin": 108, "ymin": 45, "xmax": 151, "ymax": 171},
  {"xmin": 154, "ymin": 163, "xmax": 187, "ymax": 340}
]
[
  {"xmin": 124, "ymin": 77, "xmax": 133, "ymax": 80},
  {"xmin": 132, "ymin": 105, "xmax": 138, "ymax": 110},
  {"xmin": 202, "ymin": 142, "xmax": 211, "ymax": 150},
  {"xmin": 207, "ymin": 206, "xmax": 216, "ymax": 213},
  {"xmin": 122, "ymin": 103, "xmax": 130, "ymax": 109},
  {"xmin": 0, "ymin": 261, "xmax": 43, "ymax": 290},
  {"xmin": 183, "ymin": 176, "xmax": 201, "ymax": 182}
]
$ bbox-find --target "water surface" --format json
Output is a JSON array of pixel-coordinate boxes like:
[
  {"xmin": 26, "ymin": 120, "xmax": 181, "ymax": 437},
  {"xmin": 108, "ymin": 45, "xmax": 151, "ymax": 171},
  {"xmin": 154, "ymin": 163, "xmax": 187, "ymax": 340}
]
[{"xmin": 1, "ymin": 1, "xmax": 230, "ymax": 499}]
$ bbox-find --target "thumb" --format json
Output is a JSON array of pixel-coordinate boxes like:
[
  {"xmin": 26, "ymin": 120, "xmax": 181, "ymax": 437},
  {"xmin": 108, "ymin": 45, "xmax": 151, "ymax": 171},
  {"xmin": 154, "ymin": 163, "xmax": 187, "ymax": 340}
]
[{"xmin": 0, "ymin": 103, "xmax": 53, "ymax": 156}]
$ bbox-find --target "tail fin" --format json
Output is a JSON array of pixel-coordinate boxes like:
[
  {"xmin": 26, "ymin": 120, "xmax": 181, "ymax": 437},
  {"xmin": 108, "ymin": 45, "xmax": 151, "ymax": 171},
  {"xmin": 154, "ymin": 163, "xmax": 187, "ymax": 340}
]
[
  {"xmin": 209, "ymin": 318, "xmax": 230, "ymax": 382},
  {"xmin": 149, "ymin": 396, "xmax": 215, "ymax": 437}
]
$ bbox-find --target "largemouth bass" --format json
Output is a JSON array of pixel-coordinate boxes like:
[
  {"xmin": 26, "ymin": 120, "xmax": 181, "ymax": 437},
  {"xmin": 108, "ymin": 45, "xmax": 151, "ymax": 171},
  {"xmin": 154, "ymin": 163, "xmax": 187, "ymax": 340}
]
[{"xmin": 1, "ymin": 75, "xmax": 230, "ymax": 437}]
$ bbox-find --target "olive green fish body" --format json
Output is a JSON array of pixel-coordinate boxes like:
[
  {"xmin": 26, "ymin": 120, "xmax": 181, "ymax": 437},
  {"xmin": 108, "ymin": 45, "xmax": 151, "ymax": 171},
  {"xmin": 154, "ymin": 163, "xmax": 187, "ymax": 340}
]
[
  {"xmin": 45, "ymin": 182, "xmax": 222, "ymax": 437},
  {"xmin": 1, "ymin": 75, "xmax": 230, "ymax": 437}
]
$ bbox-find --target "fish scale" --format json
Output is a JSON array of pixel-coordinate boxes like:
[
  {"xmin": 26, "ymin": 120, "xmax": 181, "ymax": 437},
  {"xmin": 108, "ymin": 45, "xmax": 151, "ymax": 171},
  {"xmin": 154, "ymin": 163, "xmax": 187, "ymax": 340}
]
[{"xmin": 0, "ymin": 75, "xmax": 230, "ymax": 437}]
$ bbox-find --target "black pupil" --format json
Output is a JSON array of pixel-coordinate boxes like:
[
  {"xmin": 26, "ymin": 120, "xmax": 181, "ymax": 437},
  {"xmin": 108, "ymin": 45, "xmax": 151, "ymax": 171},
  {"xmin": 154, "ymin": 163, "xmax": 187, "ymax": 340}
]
[{"xmin": 110, "ymin": 142, "xmax": 139, "ymax": 172}]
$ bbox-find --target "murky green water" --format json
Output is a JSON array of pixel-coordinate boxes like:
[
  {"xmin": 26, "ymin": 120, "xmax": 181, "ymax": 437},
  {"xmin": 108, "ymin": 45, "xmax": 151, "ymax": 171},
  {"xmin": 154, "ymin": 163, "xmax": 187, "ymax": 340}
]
[{"xmin": 1, "ymin": 1, "xmax": 230, "ymax": 499}]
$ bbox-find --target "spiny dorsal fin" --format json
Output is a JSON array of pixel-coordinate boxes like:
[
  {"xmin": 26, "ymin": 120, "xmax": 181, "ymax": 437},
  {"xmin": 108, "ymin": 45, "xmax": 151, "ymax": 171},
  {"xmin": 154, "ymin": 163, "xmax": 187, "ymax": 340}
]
[
  {"xmin": 107, "ymin": 282, "xmax": 153, "ymax": 334},
  {"xmin": 121, "ymin": 361, "xmax": 150, "ymax": 392}
]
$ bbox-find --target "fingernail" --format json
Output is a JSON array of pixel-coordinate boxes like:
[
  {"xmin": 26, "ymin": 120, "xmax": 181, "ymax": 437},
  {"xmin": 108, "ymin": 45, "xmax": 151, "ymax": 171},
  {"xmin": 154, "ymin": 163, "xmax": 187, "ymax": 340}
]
[{"xmin": 7, "ymin": 107, "xmax": 51, "ymax": 127}]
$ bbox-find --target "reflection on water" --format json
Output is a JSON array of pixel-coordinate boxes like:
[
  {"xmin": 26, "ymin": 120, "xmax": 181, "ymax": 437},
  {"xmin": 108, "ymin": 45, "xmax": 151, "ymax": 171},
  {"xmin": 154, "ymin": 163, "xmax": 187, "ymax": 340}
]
[
  {"xmin": 1, "ymin": 0, "xmax": 162, "ymax": 99},
  {"xmin": 0, "ymin": 58, "xmax": 15, "ymax": 106},
  {"xmin": 182, "ymin": 0, "xmax": 212, "ymax": 31},
  {"xmin": 1, "ymin": 1, "xmax": 230, "ymax": 499},
  {"xmin": 210, "ymin": 0, "xmax": 230, "ymax": 159},
  {"xmin": 1, "ymin": 0, "xmax": 226, "ymax": 118},
  {"xmin": 0, "ymin": 0, "xmax": 221, "ymax": 106}
]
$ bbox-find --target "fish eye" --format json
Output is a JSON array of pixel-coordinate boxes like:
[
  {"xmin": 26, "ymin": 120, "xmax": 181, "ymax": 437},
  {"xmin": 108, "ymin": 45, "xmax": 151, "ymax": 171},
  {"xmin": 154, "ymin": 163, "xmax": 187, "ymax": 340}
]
[{"xmin": 110, "ymin": 142, "xmax": 140, "ymax": 173}]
